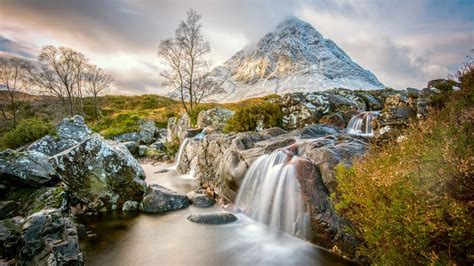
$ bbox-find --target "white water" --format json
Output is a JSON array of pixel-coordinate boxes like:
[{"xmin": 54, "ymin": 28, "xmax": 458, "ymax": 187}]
[
  {"xmin": 235, "ymin": 149, "xmax": 311, "ymax": 240},
  {"xmin": 174, "ymin": 138, "xmax": 190, "ymax": 168},
  {"xmin": 346, "ymin": 111, "xmax": 379, "ymax": 136}
]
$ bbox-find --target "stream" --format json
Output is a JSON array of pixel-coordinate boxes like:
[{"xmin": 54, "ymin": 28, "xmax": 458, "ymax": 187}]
[{"xmin": 78, "ymin": 162, "xmax": 350, "ymax": 265}]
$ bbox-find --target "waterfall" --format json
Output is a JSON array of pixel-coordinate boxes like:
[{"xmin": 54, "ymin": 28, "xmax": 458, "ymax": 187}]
[
  {"xmin": 346, "ymin": 111, "xmax": 379, "ymax": 136},
  {"xmin": 174, "ymin": 133, "xmax": 206, "ymax": 169},
  {"xmin": 175, "ymin": 138, "xmax": 190, "ymax": 167},
  {"xmin": 235, "ymin": 149, "xmax": 311, "ymax": 240}
]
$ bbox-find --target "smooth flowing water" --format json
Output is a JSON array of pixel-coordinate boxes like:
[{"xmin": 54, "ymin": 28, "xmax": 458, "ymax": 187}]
[
  {"xmin": 235, "ymin": 149, "xmax": 311, "ymax": 240},
  {"xmin": 346, "ymin": 111, "xmax": 379, "ymax": 136},
  {"xmin": 78, "ymin": 162, "xmax": 349, "ymax": 265}
]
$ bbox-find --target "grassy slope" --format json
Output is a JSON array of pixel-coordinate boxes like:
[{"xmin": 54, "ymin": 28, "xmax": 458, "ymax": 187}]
[{"xmin": 333, "ymin": 78, "xmax": 473, "ymax": 264}]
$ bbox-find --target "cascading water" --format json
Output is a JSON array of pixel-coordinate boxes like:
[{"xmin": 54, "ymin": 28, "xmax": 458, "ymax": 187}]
[
  {"xmin": 175, "ymin": 138, "xmax": 190, "ymax": 167},
  {"xmin": 174, "ymin": 132, "xmax": 206, "ymax": 171},
  {"xmin": 235, "ymin": 149, "xmax": 311, "ymax": 240},
  {"xmin": 346, "ymin": 111, "xmax": 379, "ymax": 136}
]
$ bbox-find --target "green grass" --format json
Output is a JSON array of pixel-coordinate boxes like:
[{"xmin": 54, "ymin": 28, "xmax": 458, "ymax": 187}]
[{"xmin": 0, "ymin": 118, "xmax": 54, "ymax": 149}]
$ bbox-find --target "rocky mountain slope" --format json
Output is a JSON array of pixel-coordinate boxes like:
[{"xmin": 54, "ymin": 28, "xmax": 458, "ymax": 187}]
[{"xmin": 209, "ymin": 17, "xmax": 384, "ymax": 102}]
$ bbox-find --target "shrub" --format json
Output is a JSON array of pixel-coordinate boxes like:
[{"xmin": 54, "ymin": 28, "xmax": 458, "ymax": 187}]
[
  {"xmin": 0, "ymin": 118, "xmax": 54, "ymax": 149},
  {"xmin": 90, "ymin": 113, "xmax": 142, "ymax": 139},
  {"xmin": 224, "ymin": 102, "xmax": 283, "ymax": 133},
  {"xmin": 332, "ymin": 67, "xmax": 474, "ymax": 264},
  {"xmin": 164, "ymin": 136, "xmax": 180, "ymax": 157}
]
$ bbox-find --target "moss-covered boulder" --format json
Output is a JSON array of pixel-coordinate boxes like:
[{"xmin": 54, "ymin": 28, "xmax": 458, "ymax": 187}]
[{"xmin": 50, "ymin": 137, "xmax": 147, "ymax": 212}]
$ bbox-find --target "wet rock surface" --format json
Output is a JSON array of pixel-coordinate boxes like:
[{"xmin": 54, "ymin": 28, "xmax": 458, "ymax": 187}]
[
  {"xmin": 187, "ymin": 212, "xmax": 237, "ymax": 225},
  {"xmin": 187, "ymin": 188, "xmax": 215, "ymax": 208},
  {"xmin": 140, "ymin": 184, "xmax": 189, "ymax": 213}
]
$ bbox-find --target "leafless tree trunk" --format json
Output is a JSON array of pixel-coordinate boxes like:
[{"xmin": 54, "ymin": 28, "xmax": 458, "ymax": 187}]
[
  {"xmin": 158, "ymin": 9, "xmax": 218, "ymax": 113},
  {"xmin": 0, "ymin": 57, "xmax": 33, "ymax": 128},
  {"xmin": 84, "ymin": 64, "xmax": 113, "ymax": 118}
]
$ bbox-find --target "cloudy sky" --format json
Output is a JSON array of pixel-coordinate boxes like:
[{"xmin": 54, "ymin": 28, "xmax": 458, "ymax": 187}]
[{"xmin": 0, "ymin": 0, "xmax": 473, "ymax": 95}]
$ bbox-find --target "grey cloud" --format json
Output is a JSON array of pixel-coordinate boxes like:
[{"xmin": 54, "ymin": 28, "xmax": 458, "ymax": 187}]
[
  {"xmin": 0, "ymin": 36, "xmax": 36, "ymax": 59},
  {"xmin": 0, "ymin": 0, "xmax": 472, "ymax": 92}
]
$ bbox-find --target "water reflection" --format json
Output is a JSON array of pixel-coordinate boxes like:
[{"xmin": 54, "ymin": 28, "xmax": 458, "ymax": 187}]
[{"xmin": 78, "ymin": 163, "xmax": 350, "ymax": 266}]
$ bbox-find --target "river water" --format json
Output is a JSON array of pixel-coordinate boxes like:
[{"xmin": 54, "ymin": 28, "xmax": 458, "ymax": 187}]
[{"xmin": 78, "ymin": 163, "xmax": 350, "ymax": 265}]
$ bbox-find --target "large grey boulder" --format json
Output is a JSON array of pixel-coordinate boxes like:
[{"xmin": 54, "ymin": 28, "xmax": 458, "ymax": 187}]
[
  {"xmin": 50, "ymin": 137, "xmax": 147, "ymax": 212},
  {"xmin": 25, "ymin": 135, "xmax": 78, "ymax": 156},
  {"xmin": 0, "ymin": 149, "xmax": 58, "ymax": 189},
  {"xmin": 139, "ymin": 120, "xmax": 157, "ymax": 144},
  {"xmin": 196, "ymin": 108, "xmax": 234, "ymax": 131},
  {"xmin": 140, "ymin": 184, "xmax": 189, "ymax": 213},
  {"xmin": 187, "ymin": 213, "xmax": 237, "ymax": 225},
  {"xmin": 57, "ymin": 115, "xmax": 92, "ymax": 142},
  {"xmin": 19, "ymin": 209, "xmax": 83, "ymax": 265}
]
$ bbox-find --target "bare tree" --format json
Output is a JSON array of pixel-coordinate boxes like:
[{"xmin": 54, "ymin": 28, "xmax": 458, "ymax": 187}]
[
  {"xmin": 27, "ymin": 45, "xmax": 87, "ymax": 116},
  {"xmin": 84, "ymin": 64, "xmax": 112, "ymax": 118},
  {"xmin": 0, "ymin": 57, "xmax": 33, "ymax": 128},
  {"xmin": 158, "ymin": 9, "xmax": 218, "ymax": 112}
]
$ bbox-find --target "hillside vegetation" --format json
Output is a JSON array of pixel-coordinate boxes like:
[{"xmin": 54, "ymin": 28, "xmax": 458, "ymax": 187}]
[{"xmin": 333, "ymin": 64, "xmax": 473, "ymax": 264}]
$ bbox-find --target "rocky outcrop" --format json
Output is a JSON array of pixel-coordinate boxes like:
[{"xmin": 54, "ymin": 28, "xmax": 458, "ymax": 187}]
[
  {"xmin": 140, "ymin": 184, "xmax": 189, "ymax": 213},
  {"xmin": 196, "ymin": 108, "xmax": 234, "ymax": 131},
  {"xmin": 0, "ymin": 149, "xmax": 58, "ymax": 190},
  {"xmin": 114, "ymin": 132, "xmax": 140, "ymax": 143},
  {"xmin": 279, "ymin": 88, "xmax": 388, "ymax": 130},
  {"xmin": 177, "ymin": 123, "xmax": 368, "ymax": 257},
  {"xmin": 50, "ymin": 137, "xmax": 147, "ymax": 212},
  {"xmin": 187, "ymin": 213, "xmax": 237, "ymax": 225},
  {"xmin": 19, "ymin": 209, "xmax": 83, "ymax": 265},
  {"xmin": 0, "ymin": 201, "xmax": 20, "ymax": 219}
]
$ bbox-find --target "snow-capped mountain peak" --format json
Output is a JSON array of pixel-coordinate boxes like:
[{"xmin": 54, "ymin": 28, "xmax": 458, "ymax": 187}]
[{"xmin": 209, "ymin": 16, "xmax": 384, "ymax": 102}]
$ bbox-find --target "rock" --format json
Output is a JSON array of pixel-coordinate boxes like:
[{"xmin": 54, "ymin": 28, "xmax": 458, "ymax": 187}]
[
  {"xmin": 167, "ymin": 114, "xmax": 191, "ymax": 142},
  {"xmin": 25, "ymin": 135, "xmax": 78, "ymax": 156},
  {"xmin": 280, "ymin": 89, "xmax": 368, "ymax": 130},
  {"xmin": 0, "ymin": 201, "xmax": 20, "ymax": 219},
  {"xmin": 113, "ymin": 132, "xmax": 140, "ymax": 143},
  {"xmin": 0, "ymin": 217, "xmax": 23, "ymax": 261},
  {"xmin": 122, "ymin": 141, "xmax": 139, "ymax": 156},
  {"xmin": 149, "ymin": 141, "xmax": 165, "ymax": 151},
  {"xmin": 6, "ymin": 187, "xmax": 65, "ymax": 217},
  {"xmin": 319, "ymin": 113, "xmax": 345, "ymax": 128},
  {"xmin": 0, "ymin": 149, "xmax": 58, "ymax": 189},
  {"xmin": 122, "ymin": 200, "xmax": 140, "ymax": 212},
  {"xmin": 140, "ymin": 184, "xmax": 189, "ymax": 213},
  {"xmin": 19, "ymin": 209, "xmax": 83, "ymax": 265},
  {"xmin": 187, "ymin": 213, "xmax": 237, "ymax": 225},
  {"xmin": 196, "ymin": 108, "xmax": 234, "ymax": 131},
  {"xmin": 139, "ymin": 120, "xmax": 157, "ymax": 144},
  {"xmin": 50, "ymin": 137, "xmax": 147, "ymax": 212},
  {"xmin": 187, "ymin": 189, "xmax": 215, "ymax": 208},
  {"xmin": 57, "ymin": 115, "xmax": 92, "ymax": 142},
  {"xmin": 138, "ymin": 145, "xmax": 148, "ymax": 157}
]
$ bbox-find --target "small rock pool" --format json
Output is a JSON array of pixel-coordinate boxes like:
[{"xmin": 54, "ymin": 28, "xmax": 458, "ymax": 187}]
[{"xmin": 77, "ymin": 163, "xmax": 349, "ymax": 265}]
